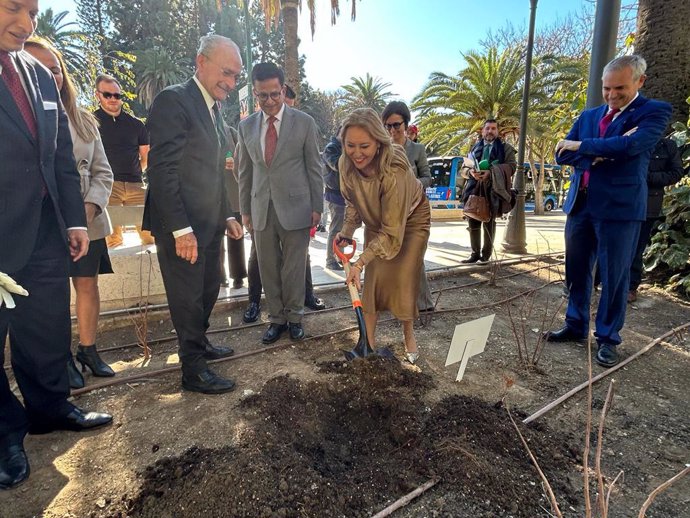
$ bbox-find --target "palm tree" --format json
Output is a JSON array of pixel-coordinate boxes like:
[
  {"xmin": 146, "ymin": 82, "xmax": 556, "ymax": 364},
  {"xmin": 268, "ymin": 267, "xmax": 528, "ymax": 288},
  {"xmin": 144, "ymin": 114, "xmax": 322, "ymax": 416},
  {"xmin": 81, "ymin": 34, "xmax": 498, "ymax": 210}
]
[
  {"xmin": 412, "ymin": 46, "xmax": 526, "ymax": 155},
  {"xmin": 412, "ymin": 46, "xmax": 582, "ymax": 157},
  {"xmin": 339, "ymin": 73, "xmax": 395, "ymax": 113},
  {"xmin": 36, "ymin": 8, "xmax": 79, "ymax": 47},
  {"xmin": 135, "ymin": 48, "xmax": 186, "ymax": 109},
  {"xmin": 35, "ymin": 9, "xmax": 97, "ymax": 94},
  {"xmin": 636, "ymin": 0, "xmax": 690, "ymax": 125},
  {"xmin": 227, "ymin": 1, "xmax": 358, "ymax": 102}
]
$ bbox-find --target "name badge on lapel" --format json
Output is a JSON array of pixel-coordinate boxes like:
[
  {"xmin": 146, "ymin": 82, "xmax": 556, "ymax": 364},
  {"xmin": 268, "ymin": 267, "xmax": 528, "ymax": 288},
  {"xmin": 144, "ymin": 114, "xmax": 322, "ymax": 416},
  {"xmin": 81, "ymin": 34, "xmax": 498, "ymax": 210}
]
[{"xmin": 42, "ymin": 101, "xmax": 58, "ymax": 111}]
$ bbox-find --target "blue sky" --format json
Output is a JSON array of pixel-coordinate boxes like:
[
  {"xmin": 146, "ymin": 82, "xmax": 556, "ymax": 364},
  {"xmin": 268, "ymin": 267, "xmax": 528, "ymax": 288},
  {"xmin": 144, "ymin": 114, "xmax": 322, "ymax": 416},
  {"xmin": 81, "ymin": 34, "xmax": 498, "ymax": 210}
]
[{"xmin": 51, "ymin": 0, "xmax": 589, "ymax": 103}]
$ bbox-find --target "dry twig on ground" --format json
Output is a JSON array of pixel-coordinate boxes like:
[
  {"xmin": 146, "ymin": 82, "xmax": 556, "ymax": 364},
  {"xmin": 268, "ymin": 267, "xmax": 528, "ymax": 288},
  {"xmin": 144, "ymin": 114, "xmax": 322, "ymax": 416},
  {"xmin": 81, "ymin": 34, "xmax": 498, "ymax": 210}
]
[
  {"xmin": 506, "ymin": 405, "xmax": 563, "ymax": 518},
  {"xmin": 595, "ymin": 380, "xmax": 617, "ymax": 518},
  {"xmin": 127, "ymin": 249, "xmax": 153, "ymax": 360},
  {"xmin": 638, "ymin": 465, "xmax": 690, "ymax": 518},
  {"xmin": 370, "ymin": 478, "xmax": 440, "ymax": 518}
]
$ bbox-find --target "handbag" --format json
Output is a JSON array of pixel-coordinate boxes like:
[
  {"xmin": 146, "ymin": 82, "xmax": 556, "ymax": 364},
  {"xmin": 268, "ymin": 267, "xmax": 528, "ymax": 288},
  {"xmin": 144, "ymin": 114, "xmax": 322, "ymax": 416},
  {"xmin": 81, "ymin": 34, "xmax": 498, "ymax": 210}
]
[{"xmin": 463, "ymin": 180, "xmax": 491, "ymax": 222}]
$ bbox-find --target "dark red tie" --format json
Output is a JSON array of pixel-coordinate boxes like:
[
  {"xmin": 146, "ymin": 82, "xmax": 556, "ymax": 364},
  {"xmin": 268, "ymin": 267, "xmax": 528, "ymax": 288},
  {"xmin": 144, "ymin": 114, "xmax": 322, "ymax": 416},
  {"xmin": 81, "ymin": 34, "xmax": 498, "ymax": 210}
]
[
  {"xmin": 0, "ymin": 51, "xmax": 37, "ymax": 139},
  {"xmin": 598, "ymin": 108, "xmax": 620, "ymax": 137},
  {"xmin": 582, "ymin": 108, "xmax": 620, "ymax": 188},
  {"xmin": 264, "ymin": 115, "xmax": 277, "ymax": 166}
]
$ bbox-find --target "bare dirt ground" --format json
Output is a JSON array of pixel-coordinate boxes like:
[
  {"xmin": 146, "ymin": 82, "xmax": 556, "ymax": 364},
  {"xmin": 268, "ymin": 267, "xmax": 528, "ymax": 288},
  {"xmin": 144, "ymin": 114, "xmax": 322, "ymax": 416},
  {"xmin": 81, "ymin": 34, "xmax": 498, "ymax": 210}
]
[{"xmin": 1, "ymin": 261, "xmax": 689, "ymax": 518}]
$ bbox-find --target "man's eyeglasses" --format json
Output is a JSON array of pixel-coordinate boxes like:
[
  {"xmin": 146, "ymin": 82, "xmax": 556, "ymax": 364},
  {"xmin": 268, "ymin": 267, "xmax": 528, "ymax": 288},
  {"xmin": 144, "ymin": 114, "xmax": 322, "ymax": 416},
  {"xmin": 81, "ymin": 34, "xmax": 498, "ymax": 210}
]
[
  {"xmin": 98, "ymin": 91, "xmax": 122, "ymax": 100},
  {"xmin": 384, "ymin": 122, "xmax": 405, "ymax": 131},
  {"xmin": 254, "ymin": 91, "xmax": 282, "ymax": 102}
]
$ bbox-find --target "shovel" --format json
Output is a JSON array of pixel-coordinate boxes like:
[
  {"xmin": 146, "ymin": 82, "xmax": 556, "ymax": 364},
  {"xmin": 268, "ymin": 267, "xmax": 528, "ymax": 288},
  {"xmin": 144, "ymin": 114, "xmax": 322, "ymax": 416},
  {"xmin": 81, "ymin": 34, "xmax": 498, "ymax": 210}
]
[{"xmin": 334, "ymin": 238, "xmax": 395, "ymax": 361}]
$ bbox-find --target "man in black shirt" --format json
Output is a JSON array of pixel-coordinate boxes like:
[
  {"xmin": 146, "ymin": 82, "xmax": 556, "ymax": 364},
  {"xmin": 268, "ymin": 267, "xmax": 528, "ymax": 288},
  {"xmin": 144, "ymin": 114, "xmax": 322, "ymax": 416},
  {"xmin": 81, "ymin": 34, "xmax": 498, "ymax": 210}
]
[{"xmin": 94, "ymin": 74, "xmax": 152, "ymax": 247}]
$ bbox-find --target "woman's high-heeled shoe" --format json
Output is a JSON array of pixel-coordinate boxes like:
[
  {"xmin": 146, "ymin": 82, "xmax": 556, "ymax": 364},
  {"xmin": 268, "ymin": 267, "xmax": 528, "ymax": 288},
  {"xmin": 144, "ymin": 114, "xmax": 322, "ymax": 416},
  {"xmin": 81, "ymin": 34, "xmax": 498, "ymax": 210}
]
[
  {"xmin": 67, "ymin": 355, "xmax": 85, "ymax": 389},
  {"xmin": 75, "ymin": 344, "xmax": 115, "ymax": 377}
]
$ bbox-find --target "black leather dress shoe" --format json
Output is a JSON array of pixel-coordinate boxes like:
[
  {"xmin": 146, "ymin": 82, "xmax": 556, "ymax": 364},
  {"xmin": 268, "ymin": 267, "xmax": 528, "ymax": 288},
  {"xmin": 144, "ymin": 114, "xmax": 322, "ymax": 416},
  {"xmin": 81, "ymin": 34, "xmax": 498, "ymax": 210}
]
[
  {"xmin": 262, "ymin": 323, "xmax": 288, "ymax": 344},
  {"xmin": 243, "ymin": 302, "xmax": 261, "ymax": 323},
  {"xmin": 461, "ymin": 253, "xmax": 480, "ymax": 264},
  {"xmin": 182, "ymin": 369, "xmax": 236, "ymax": 394},
  {"xmin": 203, "ymin": 343, "xmax": 235, "ymax": 359},
  {"xmin": 29, "ymin": 407, "xmax": 113, "ymax": 435},
  {"xmin": 289, "ymin": 322, "xmax": 305, "ymax": 341},
  {"xmin": 0, "ymin": 443, "xmax": 29, "ymax": 490},
  {"xmin": 543, "ymin": 326, "xmax": 587, "ymax": 344},
  {"xmin": 232, "ymin": 279, "xmax": 244, "ymax": 289},
  {"xmin": 596, "ymin": 343, "xmax": 619, "ymax": 367},
  {"xmin": 305, "ymin": 296, "xmax": 326, "ymax": 311}
]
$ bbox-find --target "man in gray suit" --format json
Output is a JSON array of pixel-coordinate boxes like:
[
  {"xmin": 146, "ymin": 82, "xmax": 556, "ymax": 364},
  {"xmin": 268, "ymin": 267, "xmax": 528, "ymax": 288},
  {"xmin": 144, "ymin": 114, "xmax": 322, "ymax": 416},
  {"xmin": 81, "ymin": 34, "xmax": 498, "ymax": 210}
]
[{"xmin": 237, "ymin": 62, "xmax": 323, "ymax": 344}]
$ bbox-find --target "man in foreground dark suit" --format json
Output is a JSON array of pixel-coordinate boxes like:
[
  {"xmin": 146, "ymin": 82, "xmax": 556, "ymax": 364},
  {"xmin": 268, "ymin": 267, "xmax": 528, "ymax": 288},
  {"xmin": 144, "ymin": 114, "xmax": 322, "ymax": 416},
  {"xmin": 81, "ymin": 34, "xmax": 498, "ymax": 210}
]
[
  {"xmin": 143, "ymin": 35, "xmax": 244, "ymax": 394},
  {"xmin": 545, "ymin": 55, "xmax": 672, "ymax": 367},
  {"xmin": 0, "ymin": 0, "xmax": 112, "ymax": 491}
]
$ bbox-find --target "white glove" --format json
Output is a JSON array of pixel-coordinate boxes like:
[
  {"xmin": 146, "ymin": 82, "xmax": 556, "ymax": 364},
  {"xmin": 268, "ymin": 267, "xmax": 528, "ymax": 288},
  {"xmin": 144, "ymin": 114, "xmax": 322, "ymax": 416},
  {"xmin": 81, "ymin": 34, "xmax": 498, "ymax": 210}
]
[{"xmin": 0, "ymin": 272, "xmax": 29, "ymax": 309}]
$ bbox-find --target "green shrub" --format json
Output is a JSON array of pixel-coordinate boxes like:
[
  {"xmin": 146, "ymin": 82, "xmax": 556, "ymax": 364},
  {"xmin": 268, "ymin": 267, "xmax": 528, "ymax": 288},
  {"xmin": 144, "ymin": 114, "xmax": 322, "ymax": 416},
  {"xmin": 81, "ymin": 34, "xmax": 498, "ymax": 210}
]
[{"xmin": 643, "ymin": 97, "xmax": 690, "ymax": 298}]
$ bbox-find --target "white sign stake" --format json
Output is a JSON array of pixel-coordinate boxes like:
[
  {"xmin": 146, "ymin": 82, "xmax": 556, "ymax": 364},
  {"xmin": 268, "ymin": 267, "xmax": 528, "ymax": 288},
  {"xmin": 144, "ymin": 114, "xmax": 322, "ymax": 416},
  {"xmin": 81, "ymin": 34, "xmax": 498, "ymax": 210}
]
[{"xmin": 445, "ymin": 314, "xmax": 495, "ymax": 381}]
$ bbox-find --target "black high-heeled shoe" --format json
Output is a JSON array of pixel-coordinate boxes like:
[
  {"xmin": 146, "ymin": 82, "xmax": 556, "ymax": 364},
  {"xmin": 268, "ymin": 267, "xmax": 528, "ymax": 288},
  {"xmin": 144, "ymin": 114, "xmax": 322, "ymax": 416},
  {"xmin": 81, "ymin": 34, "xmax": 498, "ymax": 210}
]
[
  {"xmin": 75, "ymin": 345, "xmax": 115, "ymax": 377},
  {"xmin": 67, "ymin": 355, "xmax": 85, "ymax": 389}
]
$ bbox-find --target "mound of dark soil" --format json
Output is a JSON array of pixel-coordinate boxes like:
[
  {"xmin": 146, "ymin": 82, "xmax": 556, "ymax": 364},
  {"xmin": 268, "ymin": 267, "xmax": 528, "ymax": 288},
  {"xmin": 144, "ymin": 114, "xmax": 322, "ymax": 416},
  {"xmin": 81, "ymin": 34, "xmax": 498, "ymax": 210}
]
[{"xmin": 111, "ymin": 358, "xmax": 579, "ymax": 517}]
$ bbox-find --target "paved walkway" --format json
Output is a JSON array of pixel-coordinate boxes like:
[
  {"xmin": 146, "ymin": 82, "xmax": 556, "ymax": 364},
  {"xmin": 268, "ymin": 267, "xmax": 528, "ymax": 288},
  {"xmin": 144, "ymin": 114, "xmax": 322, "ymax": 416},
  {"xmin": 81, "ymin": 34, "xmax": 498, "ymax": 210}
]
[
  {"xmin": 223, "ymin": 210, "xmax": 567, "ymax": 298},
  {"xmin": 101, "ymin": 211, "xmax": 567, "ymax": 306}
]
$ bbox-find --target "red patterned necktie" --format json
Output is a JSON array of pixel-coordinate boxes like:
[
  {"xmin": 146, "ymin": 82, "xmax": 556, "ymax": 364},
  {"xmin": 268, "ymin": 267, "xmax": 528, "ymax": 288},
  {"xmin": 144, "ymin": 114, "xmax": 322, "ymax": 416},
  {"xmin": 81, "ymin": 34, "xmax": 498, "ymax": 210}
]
[
  {"xmin": 582, "ymin": 108, "xmax": 620, "ymax": 189},
  {"xmin": 264, "ymin": 115, "xmax": 277, "ymax": 166},
  {"xmin": 0, "ymin": 51, "xmax": 37, "ymax": 138}
]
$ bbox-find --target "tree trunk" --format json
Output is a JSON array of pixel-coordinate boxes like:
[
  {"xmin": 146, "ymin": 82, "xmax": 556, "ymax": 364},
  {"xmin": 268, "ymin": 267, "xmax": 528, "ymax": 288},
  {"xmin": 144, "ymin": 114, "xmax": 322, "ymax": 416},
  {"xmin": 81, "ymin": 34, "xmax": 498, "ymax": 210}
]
[
  {"xmin": 636, "ymin": 0, "xmax": 690, "ymax": 125},
  {"xmin": 281, "ymin": 0, "xmax": 300, "ymax": 103}
]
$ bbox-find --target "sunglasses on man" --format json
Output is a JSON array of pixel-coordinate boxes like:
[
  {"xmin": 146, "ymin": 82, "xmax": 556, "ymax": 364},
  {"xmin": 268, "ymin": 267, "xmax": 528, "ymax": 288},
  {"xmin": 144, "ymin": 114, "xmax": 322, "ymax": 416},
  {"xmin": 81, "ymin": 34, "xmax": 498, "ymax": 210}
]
[
  {"xmin": 384, "ymin": 122, "xmax": 405, "ymax": 131},
  {"xmin": 98, "ymin": 91, "xmax": 123, "ymax": 100}
]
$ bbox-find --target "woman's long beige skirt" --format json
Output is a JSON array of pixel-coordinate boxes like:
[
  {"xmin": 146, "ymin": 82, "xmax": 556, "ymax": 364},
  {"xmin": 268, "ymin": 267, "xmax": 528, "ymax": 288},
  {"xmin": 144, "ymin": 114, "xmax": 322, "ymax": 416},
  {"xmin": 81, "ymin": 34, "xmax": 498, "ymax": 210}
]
[{"xmin": 361, "ymin": 198, "xmax": 431, "ymax": 321}]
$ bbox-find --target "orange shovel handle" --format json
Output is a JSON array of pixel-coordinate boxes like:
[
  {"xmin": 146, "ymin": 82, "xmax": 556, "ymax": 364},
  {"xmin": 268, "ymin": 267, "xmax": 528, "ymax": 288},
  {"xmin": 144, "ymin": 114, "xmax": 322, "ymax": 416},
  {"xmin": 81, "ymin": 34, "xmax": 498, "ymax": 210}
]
[
  {"xmin": 333, "ymin": 236, "xmax": 356, "ymax": 262},
  {"xmin": 333, "ymin": 238, "xmax": 362, "ymax": 307}
]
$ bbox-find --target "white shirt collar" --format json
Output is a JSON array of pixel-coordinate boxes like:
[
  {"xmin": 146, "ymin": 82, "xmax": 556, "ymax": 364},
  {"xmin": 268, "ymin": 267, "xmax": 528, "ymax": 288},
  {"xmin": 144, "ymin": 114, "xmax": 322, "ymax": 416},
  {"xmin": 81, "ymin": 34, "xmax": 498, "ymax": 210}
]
[
  {"xmin": 611, "ymin": 92, "xmax": 639, "ymax": 114},
  {"xmin": 192, "ymin": 75, "xmax": 216, "ymax": 112},
  {"xmin": 262, "ymin": 102, "xmax": 286, "ymax": 123}
]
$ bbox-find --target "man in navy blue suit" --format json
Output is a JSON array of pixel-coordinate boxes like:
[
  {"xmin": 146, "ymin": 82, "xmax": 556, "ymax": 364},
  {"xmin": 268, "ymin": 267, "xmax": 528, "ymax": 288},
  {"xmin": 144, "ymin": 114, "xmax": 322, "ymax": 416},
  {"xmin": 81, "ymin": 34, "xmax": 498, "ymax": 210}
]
[
  {"xmin": 0, "ymin": 0, "xmax": 112, "ymax": 491},
  {"xmin": 545, "ymin": 55, "xmax": 672, "ymax": 367}
]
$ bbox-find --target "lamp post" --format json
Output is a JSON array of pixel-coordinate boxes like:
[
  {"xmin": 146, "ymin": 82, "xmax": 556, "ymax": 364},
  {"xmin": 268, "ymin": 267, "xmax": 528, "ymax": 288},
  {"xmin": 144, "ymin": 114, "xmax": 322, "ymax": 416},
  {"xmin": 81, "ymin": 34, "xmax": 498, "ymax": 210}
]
[
  {"xmin": 586, "ymin": 0, "xmax": 621, "ymax": 109},
  {"xmin": 501, "ymin": 0, "xmax": 538, "ymax": 254},
  {"xmin": 242, "ymin": 0, "xmax": 254, "ymax": 113}
]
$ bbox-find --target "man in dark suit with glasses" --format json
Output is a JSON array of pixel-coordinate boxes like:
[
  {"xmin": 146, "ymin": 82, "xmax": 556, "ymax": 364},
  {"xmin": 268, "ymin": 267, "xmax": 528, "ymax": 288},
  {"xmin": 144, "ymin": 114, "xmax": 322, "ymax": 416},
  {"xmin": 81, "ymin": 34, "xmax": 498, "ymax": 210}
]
[{"xmin": 143, "ymin": 35, "xmax": 244, "ymax": 394}]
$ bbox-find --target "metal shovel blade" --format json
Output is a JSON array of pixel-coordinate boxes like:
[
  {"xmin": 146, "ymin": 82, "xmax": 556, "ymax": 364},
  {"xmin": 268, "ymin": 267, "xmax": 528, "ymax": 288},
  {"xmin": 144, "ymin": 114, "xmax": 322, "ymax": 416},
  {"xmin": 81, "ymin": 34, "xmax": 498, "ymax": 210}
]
[{"xmin": 343, "ymin": 307, "xmax": 396, "ymax": 361}]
